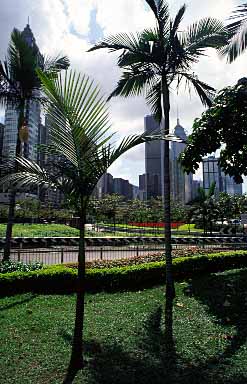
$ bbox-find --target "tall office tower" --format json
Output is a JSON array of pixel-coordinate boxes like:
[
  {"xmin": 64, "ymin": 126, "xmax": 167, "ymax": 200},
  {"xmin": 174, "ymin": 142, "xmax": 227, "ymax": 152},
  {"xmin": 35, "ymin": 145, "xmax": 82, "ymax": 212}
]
[
  {"xmin": 170, "ymin": 119, "xmax": 193, "ymax": 204},
  {"xmin": 113, "ymin": 178, "xmax": 133, "ymax": 200},
  {"xmin": 203, "ymin": 155, "xmax": 242, "ymax": 197},
  {"xmin": 95, "ymin": 173, "xmax": 114, "ymax": 198},
  {"xmin": 144, "ymin": 115, "xmax": 162, "ymax": 199},
  {"xmin": 132, "ymin": 185, "xmax": 139, "ymax": 199},
  {"xmin": 2, "ymin": 24, "xmax": 41, "ymax": 162},
  {"xmin": 191, "ymin": 179, "xmax": 202, "ymax": 200},
  {"xmin": 139, "ymin": 173, "xmax": 147, "ymax": 201},
  {"xmin": 0, "ymin": 123, "xmax": 4, "ymax": 161}
]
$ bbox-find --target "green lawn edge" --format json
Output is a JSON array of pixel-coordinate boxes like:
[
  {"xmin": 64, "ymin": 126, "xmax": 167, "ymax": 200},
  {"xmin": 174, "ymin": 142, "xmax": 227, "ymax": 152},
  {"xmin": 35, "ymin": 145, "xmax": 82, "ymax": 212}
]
[{"xmin": 2, "ymin": 250, "xmax": 247, "ymax": 295}]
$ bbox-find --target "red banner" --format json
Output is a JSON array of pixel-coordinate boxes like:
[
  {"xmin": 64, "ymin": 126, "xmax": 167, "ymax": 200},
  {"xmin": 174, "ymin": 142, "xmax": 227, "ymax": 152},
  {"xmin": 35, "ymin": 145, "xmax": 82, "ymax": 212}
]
[{"xmin": 128, "ymin": 222, "xmax": 184, "ymax": 229}]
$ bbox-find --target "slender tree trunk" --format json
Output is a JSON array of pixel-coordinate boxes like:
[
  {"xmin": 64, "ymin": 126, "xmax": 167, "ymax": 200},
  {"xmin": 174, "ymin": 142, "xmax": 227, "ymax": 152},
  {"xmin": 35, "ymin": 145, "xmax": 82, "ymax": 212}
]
[
  {"xmin": 63, "ymin": 204, "xmax": 86, "ymax": 384},
  {"xmin": 162, "ymin": 79, "xmax": 175, "ymax": 345},
  {"xmin": 3, "ymin": 101, "xmax": 25, "ymax": 261}
]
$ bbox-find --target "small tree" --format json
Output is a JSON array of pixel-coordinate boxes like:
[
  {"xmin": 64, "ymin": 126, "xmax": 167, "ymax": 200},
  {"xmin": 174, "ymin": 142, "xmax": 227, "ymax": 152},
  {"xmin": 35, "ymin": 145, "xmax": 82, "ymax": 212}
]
[
  {"xmin": 0, "ymin": 28, "xmax": 69, "ymax": 260},
  {"xmin": 1, "ymin": 69, "xmax": 174, "ymax": 383}
]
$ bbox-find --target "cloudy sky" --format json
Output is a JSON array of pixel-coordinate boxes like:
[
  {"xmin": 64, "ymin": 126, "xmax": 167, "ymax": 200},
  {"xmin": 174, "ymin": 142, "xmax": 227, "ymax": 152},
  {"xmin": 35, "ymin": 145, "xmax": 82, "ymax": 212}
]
[{"xmin": 0, "ymin": 0, "xmax": 245, "ymax": 186}]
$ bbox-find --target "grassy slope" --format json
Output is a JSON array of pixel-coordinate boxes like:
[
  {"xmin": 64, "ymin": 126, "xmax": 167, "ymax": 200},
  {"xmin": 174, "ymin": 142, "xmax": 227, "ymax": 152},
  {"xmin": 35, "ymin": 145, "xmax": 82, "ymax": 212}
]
[
  {"xmin": 0, "ymin": 223, "xmax": 80, "ymax": 237},
  {"xmin": 0, "ymin": 223, "xmax": 201, "ymax": 238},
  {"xmin": 1, "ymin": 268, "xmax": 247, "ymax": 383}
]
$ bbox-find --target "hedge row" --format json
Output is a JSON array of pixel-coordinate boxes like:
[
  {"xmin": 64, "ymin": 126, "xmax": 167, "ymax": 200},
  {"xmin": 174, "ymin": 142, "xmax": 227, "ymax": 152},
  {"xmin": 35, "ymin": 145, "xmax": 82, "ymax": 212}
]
[{"xmin": 2, "ymin": 250, "xmax": 247, "ymax": 295}]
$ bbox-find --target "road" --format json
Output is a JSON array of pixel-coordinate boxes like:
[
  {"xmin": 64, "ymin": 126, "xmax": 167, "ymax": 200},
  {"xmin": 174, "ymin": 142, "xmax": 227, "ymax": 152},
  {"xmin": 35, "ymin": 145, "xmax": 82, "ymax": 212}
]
[{"xmin": 5, "ymin": 245, "xmax": 166, "ymax": 265}]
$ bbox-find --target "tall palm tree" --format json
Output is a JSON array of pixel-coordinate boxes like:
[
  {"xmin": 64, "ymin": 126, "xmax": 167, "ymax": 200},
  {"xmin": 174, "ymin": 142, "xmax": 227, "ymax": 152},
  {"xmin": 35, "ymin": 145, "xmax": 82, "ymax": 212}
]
[
  {"xmin": 0, "ymin": 28, "xmax": 69, "ymax": 260},
  {"xmin": 1, "ymin": 69, "xmax": 179, "ymax": 383},
  {"xmin": 223, "ymin": 3, "xmax": 247, "ymax": 62},
  {"xmin": 88, "ymin": 0, "xmax": 228, "ymax": 343}
]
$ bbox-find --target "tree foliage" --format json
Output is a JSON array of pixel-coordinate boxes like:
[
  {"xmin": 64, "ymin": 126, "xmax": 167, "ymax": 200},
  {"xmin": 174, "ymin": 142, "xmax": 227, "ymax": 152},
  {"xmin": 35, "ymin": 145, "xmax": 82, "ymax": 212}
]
[{"xmin": 180, "ymin": 79, "xmax": 247, "ymax": 183}]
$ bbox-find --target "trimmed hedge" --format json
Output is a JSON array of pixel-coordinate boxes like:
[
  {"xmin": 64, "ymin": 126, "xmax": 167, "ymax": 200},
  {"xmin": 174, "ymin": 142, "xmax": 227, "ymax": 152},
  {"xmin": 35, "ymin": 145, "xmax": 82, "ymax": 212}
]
[{"xmin": 2, "ymin": 250, "xmax": 247, "ymax": 295}]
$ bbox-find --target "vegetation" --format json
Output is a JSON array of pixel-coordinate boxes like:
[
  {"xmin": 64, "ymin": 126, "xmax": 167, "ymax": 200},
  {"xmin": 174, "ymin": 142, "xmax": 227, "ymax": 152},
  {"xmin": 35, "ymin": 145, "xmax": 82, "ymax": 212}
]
[
  {"xmin": 0, "ymin": 223, "xmax": 80, "ymax": 238},
  {"xmin": 2, "ymin": 268, "xmax": 247, "ymax": 383},
  {"xmin": 0, "ymin": 260, "xmax": 43, "ymax": 273},
  {"xmin": 180, "ymin": 79, "xmax": 247, "ymax": 183},
  {"xmin": 2, "ymin": 250, "xmax": 247, "ymax": 296}
]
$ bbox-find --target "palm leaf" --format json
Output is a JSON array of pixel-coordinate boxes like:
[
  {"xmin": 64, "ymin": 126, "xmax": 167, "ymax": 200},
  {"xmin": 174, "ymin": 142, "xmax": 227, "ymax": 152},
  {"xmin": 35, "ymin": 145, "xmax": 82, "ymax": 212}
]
[
  {"xmin": 88, "ymin": 33, "xmax": 141, "ymax": 53},
  {"xmin": 146, "ymin": 80, "xmax": 162, "ymax": 123},
  {"xmin": 108, "ymin": 65, "xmax": 156, "ymax": 100},
  {"xmin": 184, "ymin": 18, "xmax": 228, "ymax": 55},
  {"xmin": 179, "ymin": 72, "xmax": 215, "ymax": 107}
]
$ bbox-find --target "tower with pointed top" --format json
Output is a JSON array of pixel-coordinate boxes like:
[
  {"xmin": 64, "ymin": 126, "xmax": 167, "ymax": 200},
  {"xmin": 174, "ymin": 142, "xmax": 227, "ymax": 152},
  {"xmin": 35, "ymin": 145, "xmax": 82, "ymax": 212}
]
[
  {"xmin": 2, "ymin": 23, "xmax": 41, "ymax": 162},
  {"xmin": 170, "ymin": 119, "xmax": 193, "ymax": 204}
]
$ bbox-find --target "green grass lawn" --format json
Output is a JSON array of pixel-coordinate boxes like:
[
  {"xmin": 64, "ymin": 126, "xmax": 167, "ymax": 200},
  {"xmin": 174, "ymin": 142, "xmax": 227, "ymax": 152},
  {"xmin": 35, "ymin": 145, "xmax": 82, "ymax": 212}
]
[
  {"xmin": 0, "ymin": 223, "xmax": 202, "ymax": 238},
  {"xmin": 1, "ymin": 268, "xmax": 247, "ymax": 383},
  {"xmin": 0, "ymin": 223, "xmax": 80, "ymax": 238}
]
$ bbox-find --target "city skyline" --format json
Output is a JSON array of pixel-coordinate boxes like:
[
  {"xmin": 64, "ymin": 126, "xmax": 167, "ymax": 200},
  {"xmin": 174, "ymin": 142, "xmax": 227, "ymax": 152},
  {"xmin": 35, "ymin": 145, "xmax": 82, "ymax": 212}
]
[{"xmin": 0, "ymin": 0, "xmax": 245, "ymax": 187}]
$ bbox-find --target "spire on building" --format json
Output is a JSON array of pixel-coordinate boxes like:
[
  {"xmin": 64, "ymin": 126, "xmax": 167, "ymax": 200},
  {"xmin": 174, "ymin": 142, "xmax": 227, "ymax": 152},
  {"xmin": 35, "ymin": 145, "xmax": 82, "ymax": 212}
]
[
  {"xmin": 21, "ymin": 22, "xmax": 39, "ymax": 53},
  {"xmin": 174, "ymin": 119, "xmax": 187, "ymax": 141}
]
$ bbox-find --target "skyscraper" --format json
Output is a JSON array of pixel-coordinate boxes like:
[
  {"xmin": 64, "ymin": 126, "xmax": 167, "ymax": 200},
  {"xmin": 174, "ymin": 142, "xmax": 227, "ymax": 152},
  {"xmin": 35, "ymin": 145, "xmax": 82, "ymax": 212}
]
[
  {"xmin": 144, "ymin": 115, "xmax": 162, "ymax": 199},
  {"xmin": 170, "ymin": 119, "xmax": 193, "ymax": 204},
  {"xmin": 0, "ymin": 123, "xmax": 4, "ymax": 161},
  {"xmin": 202, "ymin": 155, "xmax": 242, "ymax": 196},
  {"xmin": 2, "ymin": 24, "xmax": 41, "ymax": 162},
  {"xmin": 144, "ymin": 115, "xmax": 193, "ymax": 203}
]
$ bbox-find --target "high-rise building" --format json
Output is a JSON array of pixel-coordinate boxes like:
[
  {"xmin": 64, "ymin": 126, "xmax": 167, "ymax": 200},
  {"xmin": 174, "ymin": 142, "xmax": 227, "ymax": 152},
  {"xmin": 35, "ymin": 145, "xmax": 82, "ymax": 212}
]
[
  {"xmin": 144, "ymin": 115, "xmax": 193, "ymax": 203},
  {"xmin": 95, "ymin": 173, "xmax": 114, "ymax": 198},
  {"xmin": 2, "ymin": 24, "xmax": 41, "ymax": 162},
  {"xmin": 0, "ymin": 123, "xmax": 4, "ymax": 161},
  {"xmin": 202, "ymin": 155, "xmax": 242, "ymax": 196},
  {"xmin": 191, "ymin": 180, "xmax": 202, "ymax": 200},
  {"xmin": 132, "ymin": 185, "xmax": 139, "ymax": 199},
  {"xmin": 139, "ymin": 173, "xmax": 146, "ymax": 201},
  {"xmin": 170, "ymin": 119, "xmax": 193, "ymax": 204},
  {"xmin": 144, "ymin": 115, "xmax": 162, "ymax": 199},
  {"xmin": 113, "ymin": 178, "xmax": 133, "ymax": 200}
]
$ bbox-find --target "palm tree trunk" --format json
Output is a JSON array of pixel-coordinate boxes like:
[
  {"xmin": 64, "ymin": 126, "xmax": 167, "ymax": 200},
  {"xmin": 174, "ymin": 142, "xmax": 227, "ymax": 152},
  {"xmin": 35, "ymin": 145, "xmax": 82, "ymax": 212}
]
[
  {"xmin": 63, "ymin": 204, "xmax": 86, "ymax": 384},
  {"xmin": 3, "ymin": 101, "xmax": 25, "ymax": 261},
  {"xmin": 162, "ymin": 79, "xmax": 175, "ymax": 345}
]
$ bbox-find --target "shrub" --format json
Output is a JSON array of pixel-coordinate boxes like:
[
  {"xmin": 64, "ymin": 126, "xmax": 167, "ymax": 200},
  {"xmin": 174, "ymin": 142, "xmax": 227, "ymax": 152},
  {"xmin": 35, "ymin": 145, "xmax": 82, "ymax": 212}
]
[
  {"xmin": 2, "ymin": 250, "xmax": 247, "ymax": 295},
  {"xmin": 0, "ymin": 260, "xmax": 43, "ymax": 273}
]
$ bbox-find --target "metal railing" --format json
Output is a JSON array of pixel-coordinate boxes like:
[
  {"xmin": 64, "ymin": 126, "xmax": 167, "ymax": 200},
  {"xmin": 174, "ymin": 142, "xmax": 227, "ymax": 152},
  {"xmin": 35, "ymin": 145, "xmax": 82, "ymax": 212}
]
[{"xmin": 1, "ymin": 241, "xmax": 247, "ymax": 265}]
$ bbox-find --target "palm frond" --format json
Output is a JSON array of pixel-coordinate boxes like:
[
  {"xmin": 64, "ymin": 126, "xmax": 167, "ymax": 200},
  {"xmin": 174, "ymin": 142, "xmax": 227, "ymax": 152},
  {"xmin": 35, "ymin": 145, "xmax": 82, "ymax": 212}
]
[
  {"xmin": 88, "ymin": 33, "xmax": 141, "ymax": 53},
  {"xmin": 171, "ymin": 4, "xmax": 186, "ymax": 37},
  {"xmin": 146, "ymin": 80, "xmax": 162, "ymax": 123},
  {"xmin": 8, "ymin": 28, "xmax": 38, "ymax": 94},
  {"xmin": 0, "ymin": 157, "xmax": 54, "ymax": 190},
  {"xmin": 37, "ymin": 69, "xmax": 112, "ymax": 165},
  {"xmin": 107, "ymin": 129, "xmax": 183, "ymax": 168},
  {"xmin": 224, "ymin": 16, "xmax": 247, "ymax": 62},
  {"xmin": 184, "ymin": 18, "xmax": 228, "ymax": 54},
  {"xmin": 41, "ymin": 54, "xmax": 70, "ymax": 72},
  {"xmin": 108, "ymin": 65, "xmax": 156, "ymax": 100},
  {"xmin": 179, "ymin": 72, "xmax": 215, "ymax": 107}
]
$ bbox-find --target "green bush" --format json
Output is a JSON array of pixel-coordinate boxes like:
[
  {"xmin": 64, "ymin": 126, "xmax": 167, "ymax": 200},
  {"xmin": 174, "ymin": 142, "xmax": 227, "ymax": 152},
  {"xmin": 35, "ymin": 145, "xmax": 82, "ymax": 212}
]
[
  {"xmin": 2, "ymin": 250, "xmax": 247, "ymax": 295},
  {"xmin": 0, "ymin": 260, "xmax": 43, "ymax": 273}
]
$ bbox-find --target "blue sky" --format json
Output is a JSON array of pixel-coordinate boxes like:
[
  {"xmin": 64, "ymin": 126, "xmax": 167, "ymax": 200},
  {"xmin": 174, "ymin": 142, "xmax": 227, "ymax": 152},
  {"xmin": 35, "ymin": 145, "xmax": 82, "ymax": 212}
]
[{"xmin": 0, "ymin": 0, "xmax": 245, "ymax": 188}]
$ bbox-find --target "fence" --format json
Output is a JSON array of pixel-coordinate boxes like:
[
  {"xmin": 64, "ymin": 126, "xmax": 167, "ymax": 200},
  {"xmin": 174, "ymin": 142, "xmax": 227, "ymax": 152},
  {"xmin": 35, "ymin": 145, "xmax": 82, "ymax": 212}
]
[{"xmin": 1, "ymin": 239, "xmax": 247, "ymax": 265}]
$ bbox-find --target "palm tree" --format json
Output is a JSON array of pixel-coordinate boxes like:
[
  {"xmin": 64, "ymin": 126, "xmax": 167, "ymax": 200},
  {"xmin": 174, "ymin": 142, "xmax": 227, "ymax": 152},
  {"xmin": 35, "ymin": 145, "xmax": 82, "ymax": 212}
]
[
  {"xmin": 1, "ymin": 69, "xmax": 178, "ymax": 383},
  {"xmin": 88, "ymin": 0, "xmax": 228, "ymax": 343},
  {"xmin": 191, "ymin": 182, "xmax": 217, "ymax": 234},
  {"xmin": 0, "ymin": 28, "xmax": 69, "ymax": 261},
  {"xmin": 223, "ymin": 3, "xmax": 247, "ymax": 62}
]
